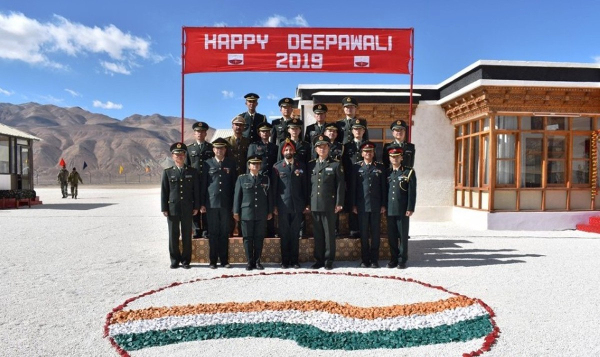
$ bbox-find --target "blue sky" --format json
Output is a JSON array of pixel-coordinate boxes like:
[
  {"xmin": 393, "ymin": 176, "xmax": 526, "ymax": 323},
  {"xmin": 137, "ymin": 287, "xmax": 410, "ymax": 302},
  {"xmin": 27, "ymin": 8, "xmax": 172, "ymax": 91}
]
[{"xmin": 1, "ymin": 0, "xmax": 599, "ymax": 130}]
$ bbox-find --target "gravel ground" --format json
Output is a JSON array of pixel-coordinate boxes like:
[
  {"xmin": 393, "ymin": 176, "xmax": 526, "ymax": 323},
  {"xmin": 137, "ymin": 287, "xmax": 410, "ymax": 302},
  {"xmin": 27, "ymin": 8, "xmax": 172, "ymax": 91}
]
[{"xmin": 1, "ymin": 187, "xmax": 599, "ymax": 356}]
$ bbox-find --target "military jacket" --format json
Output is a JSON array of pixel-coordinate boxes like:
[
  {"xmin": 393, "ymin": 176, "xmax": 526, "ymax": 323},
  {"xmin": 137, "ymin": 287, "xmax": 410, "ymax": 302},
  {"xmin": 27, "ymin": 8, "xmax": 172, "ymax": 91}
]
[
  {"xmin": 247, "ymin": 140, "xmax": 278, "ymax": 176},
  {"xmin": 304, "ymin": 122, "xmax": 327, "ymax": 144},
  {"xmin": 233, "ymin": 173, "xmax": 272, "ymax": 220},
  {"xmin": 201, "ymin": 157, "xmax": 237, "ymax": 209},
  {"xmin": 67, "ymin": 171, "xmax": 83, "ymax": 185},
  {"xmin": 351, "ymin": 161, "xmax": 387, "ymax": 213},
  {"xmin": 225, "ymin": 135, "xmax": 251, "ymax": 176},
  {"xmin": 186, "ymin": 141, "xmax": 214, "ymax": 178},
  {"xmin": 307, "ymin": 157, "xmax": 345, "ymax": 212},
  {"xmin": 277, "ymin": 139, "xmax": 311, "ymax": 165},
  {"xmin": 342, "ymin": 139, "xmax": 367, "ymax": 175},
  {"xmin": 239, "ymin": 111, "xmax": 267, "ymax": 143},
  {"xmin": 161, "ymin": 165, "xmax": 200, "ymax": 216},
  {"xmin": 271, "ymin": 117, "xmax": 302, "ymax": 145},
  {"xmin": 336, "ymin": 117, "xmax": 369, "ymax": 144},
  {"xmin": 386, "ymin": 167, "xmax": 417, "ymax": 217},
  {"xmin": 382, "ymin": 141, "xmax": 416, "ymax": 169},
  {"xmin": 57, "ymin": 169, "xmax": 69, "ymax": 183},
  {"xmin": 271, "ymin": 159, "xmax": 308, "ymax": 214}
]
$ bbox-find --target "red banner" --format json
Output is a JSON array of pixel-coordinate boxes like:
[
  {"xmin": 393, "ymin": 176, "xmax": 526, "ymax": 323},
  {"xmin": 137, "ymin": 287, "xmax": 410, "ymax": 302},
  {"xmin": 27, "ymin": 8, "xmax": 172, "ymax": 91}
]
[{"xmin": 183, "ymin": 27, "xmax": 412, "ymax": 74}]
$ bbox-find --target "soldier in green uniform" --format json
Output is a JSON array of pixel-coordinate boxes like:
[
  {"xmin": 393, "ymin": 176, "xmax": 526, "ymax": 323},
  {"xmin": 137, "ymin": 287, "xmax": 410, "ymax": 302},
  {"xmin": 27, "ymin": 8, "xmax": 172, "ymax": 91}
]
[
  {"xmin": 186, "ymin": 121, "xmax": 214, "ymax": 238},
  {"xmin": 161, "ymin": 142, "xmax": 200, "ymax": 269},
  {"xmin": 277, "ymin": 118, "xmax": 311, "ymax": 165},
  {"xmin": 342, "ymin": 118, "xmax": 368, "ymax": 238},
  {"xmin": 382, "ymin": 120, "xmax": 416, "ymax": 169},
  {"xmin": 226, "ymin": 116, "xmax": 251, "ymax": 176},
  {"xmin": 271, "ymin": 97, "xmax": 298, "ymax": 145},
  {"xmin": 233, "ymin": 155, "xmax": 273, "ymax": 270},
  {"xmin": 385, "ymin": 145, "xmax": 417, "ymax": 269},
  {"xmin": 57, "ymin": 164, "xmax": 69, "ymax": 198},
  {"xmin": 304, "ymin": 104, "xmax": 328, "ymax": 144},
  {"xmin": 351, "ymin": 142, "xmax": 387, "ymax": 268},
  {"xmin": 336, "ymin": 96, "xmax": 369, "ymax": 144},
  {"xmin": 307, "ymin": 135, "xmax": 345, "ymax": 270},
  {"xmin": 67, "ymin": 167, "xmax": 83, "ymax": 199},
  {"xmin": 239, "ymin": 93, "xmax": 267, "ymax": 143},
  {"xmin": 201, "ymin": 138, "xmax": 238, "ymax": 269}
]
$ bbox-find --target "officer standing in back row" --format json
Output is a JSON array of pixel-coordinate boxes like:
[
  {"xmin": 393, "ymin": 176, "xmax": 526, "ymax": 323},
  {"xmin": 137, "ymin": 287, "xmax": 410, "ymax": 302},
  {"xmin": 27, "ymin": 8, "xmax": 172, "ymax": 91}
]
[
  {"xmin": 186, "ymin": 121, "xmax": 214, "ymax": 238},
  {"xmin": 239, "ymin": 93, "xmax": 267, "ymax": 144}
]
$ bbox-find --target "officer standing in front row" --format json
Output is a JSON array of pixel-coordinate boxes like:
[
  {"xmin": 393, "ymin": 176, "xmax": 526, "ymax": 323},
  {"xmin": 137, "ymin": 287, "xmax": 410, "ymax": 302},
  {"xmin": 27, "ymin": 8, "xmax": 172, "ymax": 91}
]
[
  {"xmin": 386, "ymin": 144, "xmax": 417, "ymax": 269},
  {"xmin": 233, "ymin": 155, "xmax": 273, "ymax": 270},
  {"xmin": 161, "ymin": 143, "xmax": 200, "ymax": 269},
  {"xmin": 186, "ymin": 121, "xmax": 214, "ymax": 238}
]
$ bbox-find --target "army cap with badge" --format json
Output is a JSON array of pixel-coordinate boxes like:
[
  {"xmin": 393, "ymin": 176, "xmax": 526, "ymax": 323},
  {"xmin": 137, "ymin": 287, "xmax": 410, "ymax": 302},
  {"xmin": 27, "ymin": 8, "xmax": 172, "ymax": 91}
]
[
  {"xmin": 313, "ymin": 103, "xmax": 328, "ymax": 113},
  {"xmin": 257, "ymin": 122, "xmax": 273, "ymax": 131},
  {"xmin": 278, "ymin": 97, "xmax": 294, "ymax": 107},
  {"xmin": 192, "ymin": 122, "xmax": 209, "ymax": 131},
  {"xmin": 247, "ymin": 155, "xmax": 263, "ymax": 165},
  {"xmin": 170, "ymin": 142, "xmax": 188, "ymax": 154},
  {"xmin": 212, "ymin": 137, "xmax": 229, "ymax": 148},
  {"xmin": 351, "ymin": 118, "xmax": 367, "ymax": 129},
  {"xmin": 390, "ymin": 120, "xmax": 408, "ymax": 131},
  {"xmin": 287, "ymin": 118, "xmax": 303, "ymax": 128},
  {"xmin": 360, "ymin": 141, "xmax": 376, "ymax": 152},
  {"xmin": 312, "ymin": 135, "xmax": 331, "ymax": 147},
  {"xmin": 387, "ymin": 144, "xmax": 404, "ymax": 157},
  {"xmin": 231, "ymin": 115, "xmax": 246, "ymax": 126},
  {"xmin": 244, "ymin": 93, "xmax": 260, "ymax": 102},
  {"xmin": 342, "ymin": 96, "xmax": 358, "ymax": 107}
]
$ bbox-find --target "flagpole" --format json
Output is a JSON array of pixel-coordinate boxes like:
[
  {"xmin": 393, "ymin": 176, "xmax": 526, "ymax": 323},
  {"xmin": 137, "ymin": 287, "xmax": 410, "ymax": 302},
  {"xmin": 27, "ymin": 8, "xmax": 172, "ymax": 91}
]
[{"xmin": 181, "ymin": 27, "xmax": 185, "ymax": 142}]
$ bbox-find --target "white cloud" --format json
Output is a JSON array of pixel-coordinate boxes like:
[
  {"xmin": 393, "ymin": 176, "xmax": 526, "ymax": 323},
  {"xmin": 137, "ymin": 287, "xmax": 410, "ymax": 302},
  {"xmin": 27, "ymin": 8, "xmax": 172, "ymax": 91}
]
[
  {"xmin": 594, "ymin": 56, "xmax": 600, "ymax": 63},
  {"xmin": 39, "ymin": 94, "xmax": 63, "ymax": 104},
  {"xmin": 221, "ymin": 90, "xmax": 234, "ymax": 98},
  {"xmin": 259, "ymin": 14, "xmax": 309, "ymax": 27},
  {"xmin": 0, "ymin": 87, "xmax": 14, "ymax": 96},
  {"xmin": 100, "ymin": 61, "xmax": 131, "ymax": 75},
  {"xmin": 93, "ymin": 100, "xmax": 122, "ymax": 109},
  {"xmin": 64, "ymin": 88, "xmax": 81, "ymax": 97},
  {"xmin": 0, "ymin": 11, "xmax": 154, "ymax": 72},
  {"xmin": 214, "ymin": 22, "xmax": 227, "ymax": 27},
  {"xmin": 266, "ymin": 93, "xmax": 278, "ymax": 100}
]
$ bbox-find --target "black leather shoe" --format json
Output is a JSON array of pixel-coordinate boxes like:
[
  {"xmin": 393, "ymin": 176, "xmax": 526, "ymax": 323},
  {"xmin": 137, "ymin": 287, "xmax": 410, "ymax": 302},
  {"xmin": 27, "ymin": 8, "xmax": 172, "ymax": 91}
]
[
  {"xmin": 398, "ymin": 262, "xmax": 407, "ymax": 269},
  {"xmin": 371, "ymin": 262, "xmax": 380, "ymax": 268},
  {"xmin": 280, "ymin": 263, "xmax": 289, "ymax": 269},
  {"xmin": 222, "ymin": 263, "xmax": 232, "ymax": 268},
  {"xmin": 310, "ymin": 263, "xmax": 323, "ymax": 269},
  {"xmin": 170, "ymin": 263, "xmax": 180, "ymax": 269},
  {"xmin": 182, "ymin": 264, "xmax": 191, "ymax": 269},
  {"xmin": 255, "ymin": 263, "xmax": 264, "ymax": 270},
  {"xmin": 292, "ymin": 263, "xmax": 301, "ymax": 269},
  {"xmin": 359, "ymin": 262, "xmax": 370, "ymax": 268},
  {"xmin": 324, "ymin": 263, "xmax": 333, "ymax": 270},
  {"xmin": 209, "ymin": 264, "xmax": 217, "ymax": 269},
  {"xmin": 386, "ymin": 262, "xmax": 398, "ymax": 269},
  {"xmin": 245, "ymin": 264, "xmax": 253, "ymax": 271}
]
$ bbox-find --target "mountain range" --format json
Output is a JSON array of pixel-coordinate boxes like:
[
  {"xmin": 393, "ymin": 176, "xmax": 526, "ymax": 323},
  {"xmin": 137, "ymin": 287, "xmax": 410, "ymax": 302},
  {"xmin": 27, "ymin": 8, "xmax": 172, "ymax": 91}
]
[{"xmin": 0, "ymin": 102, "xmax": 208, "ymax": 184}]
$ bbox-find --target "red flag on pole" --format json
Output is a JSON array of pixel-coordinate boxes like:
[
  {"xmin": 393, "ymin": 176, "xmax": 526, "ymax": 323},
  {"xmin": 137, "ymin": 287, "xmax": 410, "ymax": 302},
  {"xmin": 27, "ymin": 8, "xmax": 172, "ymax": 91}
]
[{"xmin": 59, "ymin": 158, "xmax": 66, "ymax": 167}]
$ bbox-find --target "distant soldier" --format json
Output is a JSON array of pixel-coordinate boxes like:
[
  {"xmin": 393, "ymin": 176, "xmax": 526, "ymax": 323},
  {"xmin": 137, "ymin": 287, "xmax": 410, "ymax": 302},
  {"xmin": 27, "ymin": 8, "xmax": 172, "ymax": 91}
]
[
  {"xmin": 239, "ymin": 93, "xmax": 267, "ymax": 143},
  {"xmin": 336, "ymin": 96, "xmax": 369, "ymax": 144},
  {"xmin": 272, "ymin": 139, "xmax": 309, "ymax": 269},
  {"xmin": 382, "ymin": 120, "xmax": 416, "ymax": 169},
  {"xmin": 386, "ymin": 144, "xmax": 417, "ymax": 269},
  {"xmin": 201, "ymin": 138, "xmax": 238, "ymax": 269},
  {"xmin": 57, "ymin": 165, "xmax": 69, "ymax": 198},
  {"xmin": 67, "ymin": 167, "xmax": 83, "ymax": 199},
  {"xmin": 186, "ymin": 121, "xmax": 214, "ymax": 238},
  {"xmin": 271, "ymin": 97, "xmax": 298, "ymax": 145},
  {"xmin": 307, "ymin": 135, "xmax": 345, "ymax": 270},
  {"xmin": 304, "ymin": 103, "xmax": 328, "ymax": 144},
  {"xmin": 161, "ymin": 142, "xmax": 200, "ymax": 269},
  {"xmin": 233, "ymin": 155, "xmax": 273, "ymax": 271},
  {"xmin": 351, "ymin": 142, "xmax": 387, "ymax": 268}
]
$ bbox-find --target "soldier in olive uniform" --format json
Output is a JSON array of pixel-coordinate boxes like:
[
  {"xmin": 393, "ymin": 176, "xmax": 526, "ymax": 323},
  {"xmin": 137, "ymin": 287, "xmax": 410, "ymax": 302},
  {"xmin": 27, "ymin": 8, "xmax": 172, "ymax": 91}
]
[
  {"xmin": 201, "ymin": 138, "xmax": 238, "ymax": 269},
  {"xmin": 226, "ymin": 116, "xmax": 251, "ymax": 176},
  {"xmin": 67, "ymin": 167, "xmax": 83, "ymax": 199},
  {"xmin": 186, "ymin": 121, "xmax": 214, "ymax": 238},
  {"xmin": 386, "ymin": 145, "xmax": 417, "ymax": 269},
  {"xmin": 322, "ymin": 123, "xmax": 344, "ymax": 160},
  {"xmin": 277, "ymin": 118, "xmax": 311, "ymax": 165},
  {"xmin": 336, "ymin": 96, "xmax": 369, "ymax": 144},
  {"xmin": 239, "ymin": 93, "xmax": 267, "ymax": 143},
  {"xmin": 304, "ymin": 104, "xmax": 328, "ymax": 144},
  {"xmin": 271, "ymin": 97, "xmax": 299, "ymax": 145},
  {"xmin": 382, "ymin": 120, "xmax": 416, "ymax": 169},
  {"xmin": 57, "ymin": 165, "xmax": 69, "ymax": 198},
  {"xmin": 234, "ymin": 155, "xmax": 273, "ymax": 270},
  {"xmin": 308, "ymin": 135, "xmax": 345, "ymax": 270},
  {"xmin": 351, "ymin": 142, "xmax": 387, "ymax": 268},
  {"xmin": 161, "ymin": 143, "xmax": 200, "ymax": 269},
  {"xmin": 272, "ymin": 140, "xmax": 309, "ymax": 269},
  {"xmin": 342, "ymin": 118, "xmax": 368, "ymax": 238}
]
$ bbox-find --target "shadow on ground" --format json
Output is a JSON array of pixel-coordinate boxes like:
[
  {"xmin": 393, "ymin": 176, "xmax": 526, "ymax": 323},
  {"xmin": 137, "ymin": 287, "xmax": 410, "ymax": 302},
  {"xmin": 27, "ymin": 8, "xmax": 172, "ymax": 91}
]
[{"xmin": 31, "ymin": 203, "xmax": 115, "ymax": 211}]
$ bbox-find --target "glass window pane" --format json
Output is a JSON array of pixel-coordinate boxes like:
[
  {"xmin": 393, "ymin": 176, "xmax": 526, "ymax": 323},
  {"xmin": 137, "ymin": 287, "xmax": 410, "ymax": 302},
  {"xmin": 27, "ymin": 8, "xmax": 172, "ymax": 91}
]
[
  {"xmin": 521, "ymin": 133, "xmax": 543, "ymax": 188},
  {"xmin": 496, "ymin": 116, "xmax": 518, "ymax": 130},
  {"xmin": 548, "ymin": 136, "xmax": 565, "ymax": 159},
  {"xmin": 572, "ymin": 136, "xmax": 590, "ymax": 159},
  {"xmin": 572, "ymin": 117, "xmax": 591, "ymax": 130},
  {"xmin": 572, "ymin": 160, "xmax": 590, "ymax": 184},
  {"xmin": 368, "ymin": 128, "xmax": 382, "ymax": 140},
  {"xmin": 483, "ymin": 135, "xmax": 489, "ymax": 185},
  {"xmin": 457, "ymin": 140, "xmax": 463, "ymax": 184},
  {"xmin": 464, "ymin": 124, "xmax": 470, "ymax": 135},
  {"xmin": 457, "ymin": 126, "xmax": 463, "ymax": 136},
  {"xmin": 385, "ymin": 129, "xmax": 394, "ymax": 141},
  {"xmin": 522, "ymin": 116, "xmax": 544, "ymax": 130},
  {"xmin": 547, "ymin": 161, "xmax": 565, "ymax": 184},
  {"xmin": 496, "ymin": 134, "xmax": 515, "ymax": 159},
  {"xmin": 473, "ymin": 136, "xmax": 480, "ymax": 187},
  {"xmin": 474, "ymin": 121, "xmax": 480, "ymax": 133},
  {"xmin": 0, "ymin": 136, "xmax": 9, "ymax": 174},
  {"xmin": 483, "ymin": 117, "xmax": 490, "ymax": 131},
  {"xmin": 464, "ymin": 137, "xmax": 470, "ymax": 186},
  {"xmin": 496, "ymin": 160, "xmax": 515, "ymax": 185},
  {"xmin": 546, "ymin": 117, "xmax": 566, "ymax": 130}
]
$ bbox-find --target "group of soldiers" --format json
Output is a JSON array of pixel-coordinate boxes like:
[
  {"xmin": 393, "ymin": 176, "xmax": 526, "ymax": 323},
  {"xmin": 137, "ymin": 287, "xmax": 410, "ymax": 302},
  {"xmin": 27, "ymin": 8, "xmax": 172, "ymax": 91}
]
[
  {"xmin": 57, "ymin": 165, "xmax": 83, "ymax": 199},
  {"xmin": 161, "ymin": 94, "xmax": 417, "ymax": 271}
]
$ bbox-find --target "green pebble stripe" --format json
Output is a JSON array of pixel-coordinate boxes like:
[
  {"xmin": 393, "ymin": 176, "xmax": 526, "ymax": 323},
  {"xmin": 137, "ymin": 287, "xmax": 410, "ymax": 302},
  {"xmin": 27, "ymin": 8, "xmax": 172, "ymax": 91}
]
[{"xmin": 113, "ymin": 315, "xmax": 493, "ymax": 351}]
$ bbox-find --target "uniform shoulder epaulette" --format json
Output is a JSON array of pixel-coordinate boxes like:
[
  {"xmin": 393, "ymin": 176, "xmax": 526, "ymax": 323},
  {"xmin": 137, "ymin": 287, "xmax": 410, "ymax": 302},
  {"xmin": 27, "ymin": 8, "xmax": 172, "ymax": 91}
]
[
  {"xmin": 239, "ymin": 173, "xmax": 248, "ymax": 177},
  {"xmin": 376, "ymin": 161, "xmax": 384, "ymax": 165},
  {"xmin": 188, "ymin": 142, "xmax": 195, "ymax": 146},
  {"xmin": 309, "ymin": 159, "xmax": 317, "ymax": 163}
]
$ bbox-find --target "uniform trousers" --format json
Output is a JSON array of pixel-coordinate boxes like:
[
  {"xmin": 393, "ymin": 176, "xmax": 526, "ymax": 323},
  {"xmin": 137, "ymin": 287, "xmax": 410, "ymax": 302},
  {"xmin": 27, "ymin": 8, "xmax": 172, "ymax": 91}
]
[
  {"xmin": 241, "ymin": 219, "xmax": 266, "ymax": 265},
  {"xmin": 70, "ymin": 184, "xmax": 79, "ymax": 198},
  {"xmin": 192, "ymin": 212, "xmax": 208, "ymax": 237},
  {"xmin": 60, "ymin": 183, "xmax": 68, "ymax": 197},
  {"xmin": 207, "ymin": 207, "xmax": 231, "ymax": 265},
  {"xmin": 167, "ymin": 213, "xmax": 193, "ymax": 265},
  {"xmin": 312, "ymin": 211, "xmax": 336, "ymax": 265},
  {"xmin": 387, "ymin": 215, "xmax": 409, "ymax": 264},
  {"xmin": 278, "ymin": 212, "xmax": 303, "ymax": 265},
  {"xmin": 358, "ymin": 211, "xmax": 381, "ymax": 264}
]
